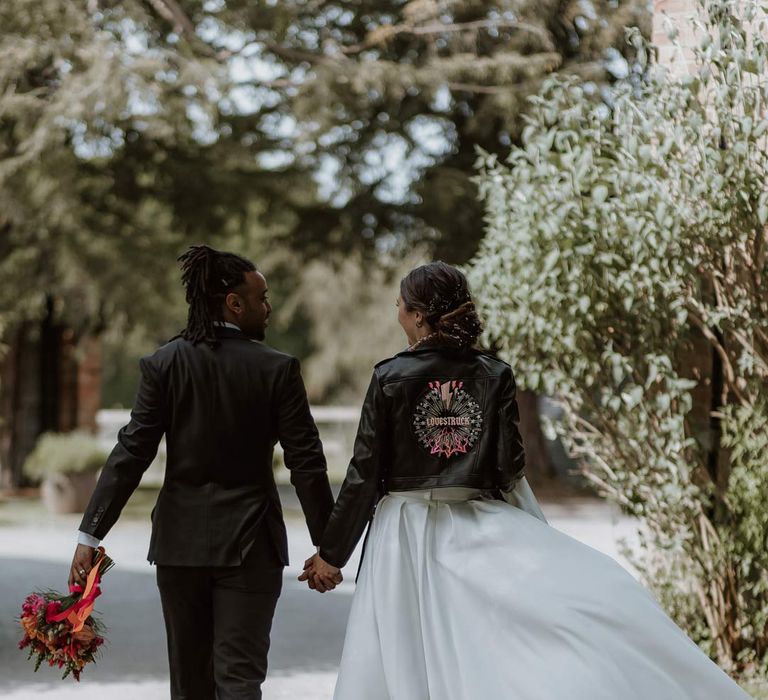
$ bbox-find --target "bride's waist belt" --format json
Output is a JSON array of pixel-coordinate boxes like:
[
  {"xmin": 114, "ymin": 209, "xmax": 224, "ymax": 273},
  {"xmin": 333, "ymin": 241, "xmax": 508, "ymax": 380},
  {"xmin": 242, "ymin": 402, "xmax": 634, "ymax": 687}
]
[{"xmin": 388, "ymin": 487, "xmax": 485, "ymax": 503}]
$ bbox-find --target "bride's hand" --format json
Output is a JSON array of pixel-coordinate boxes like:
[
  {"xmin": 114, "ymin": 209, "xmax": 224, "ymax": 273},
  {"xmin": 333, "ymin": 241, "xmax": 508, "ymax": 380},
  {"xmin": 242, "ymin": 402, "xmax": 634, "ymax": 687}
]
[{"xmin": 299, "ymin": 554, "xmax": 343, "ymax": 593}]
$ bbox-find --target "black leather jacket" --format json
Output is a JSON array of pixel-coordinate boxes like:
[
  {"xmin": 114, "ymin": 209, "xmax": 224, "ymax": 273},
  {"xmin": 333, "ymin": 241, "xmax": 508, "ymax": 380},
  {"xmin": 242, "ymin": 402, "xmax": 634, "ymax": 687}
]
[{"xmin": 319, "ymin": 345, "xmax": 526, "ymax": 568}]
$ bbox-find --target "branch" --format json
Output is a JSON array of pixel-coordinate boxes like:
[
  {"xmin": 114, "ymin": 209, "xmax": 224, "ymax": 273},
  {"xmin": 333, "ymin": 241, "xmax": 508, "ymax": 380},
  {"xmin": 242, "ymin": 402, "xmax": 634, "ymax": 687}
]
[
  {"xmin": 341, "ymin": 18, "xmax": 552, "ymax": 55},
  {"xmin": 261, "ymin": 40, "xmax": 342, "ymax": 66},
  {"xmin": 231, "ymin": 78, "xmax": 298, "ymax": 90},
  {"xmin": 447, "ymin": 82, "xmax": 505, "ymax": 94},
  {"xmin": 702, "ymin": 272, "xmax": 768, "ymax": 379},
  {"xmin": 578, "ymin": 469, "xmax": 632, "ymax": 507},
  {"xmin": 754, "ymin": 325, "xmax": 768, "ymax": 354},
  {"xmin": 142, "ymin": 0, "xmax": 223, "ymax": 60},
  {"xmin": 568, "ymin": 404, "xmax": 648, "ymax": 470},
  {"xmin": 728, "ymin": 326, "xmax": 768, "ymax": 376},
  {"xmin": 145, "ymin": 0, "xmax": 195, "ymax": 36},
  {"xmin": 685, "ymin": 304, "xmax": 749, "ymax": 406},
  {"xmin": 579, "ymin": 446, "xmax": 621, "ymax": 482}
]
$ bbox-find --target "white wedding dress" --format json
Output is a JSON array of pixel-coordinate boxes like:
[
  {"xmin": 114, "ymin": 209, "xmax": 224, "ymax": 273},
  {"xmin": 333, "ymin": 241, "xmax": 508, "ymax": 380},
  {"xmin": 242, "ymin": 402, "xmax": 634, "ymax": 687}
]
[{"xmin": 332, "ymin": 485, "xmax": 751, "ymax": 700}]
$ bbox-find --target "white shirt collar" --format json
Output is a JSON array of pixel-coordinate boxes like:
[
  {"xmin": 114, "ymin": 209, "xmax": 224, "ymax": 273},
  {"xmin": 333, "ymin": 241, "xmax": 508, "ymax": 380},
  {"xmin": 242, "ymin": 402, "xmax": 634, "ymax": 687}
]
[{"xmin": 214, "ymin": 321, "xmax": 241, "ymax": 331}]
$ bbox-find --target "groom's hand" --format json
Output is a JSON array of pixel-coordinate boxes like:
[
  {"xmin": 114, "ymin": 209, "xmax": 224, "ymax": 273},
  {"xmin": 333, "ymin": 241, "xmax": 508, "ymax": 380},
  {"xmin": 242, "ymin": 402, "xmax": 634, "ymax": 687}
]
[
  {"xmin": 69, "ymin": 544, "xmax": 96, "ymax": 589},
  {"xmin": 300, "ymin": 555, "xmax": 319, "ymax": 590},
  {"xmin": 298, "ymin": 554, "xmax": 343, "ymax": 593}
]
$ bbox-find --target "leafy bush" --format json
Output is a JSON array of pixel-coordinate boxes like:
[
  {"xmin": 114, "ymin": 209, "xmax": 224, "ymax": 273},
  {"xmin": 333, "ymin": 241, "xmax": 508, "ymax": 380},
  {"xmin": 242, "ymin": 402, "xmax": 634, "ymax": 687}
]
[
  {"xmin": 469, "ymin": 0, "xmax": 768, "ymax": 679},
  {"xmin": 22, "ymin": 431, "xmax": 107, "ymax": 480}
]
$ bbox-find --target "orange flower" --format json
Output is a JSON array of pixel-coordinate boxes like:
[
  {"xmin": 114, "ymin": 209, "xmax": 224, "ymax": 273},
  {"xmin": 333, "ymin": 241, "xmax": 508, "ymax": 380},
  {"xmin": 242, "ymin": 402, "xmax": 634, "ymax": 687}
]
[
  {"xmin": 20, "ymin": 616, "xmax": 49, "ymax": 646},
  {"xmin": 20, "ymin": 616, "xmax": 37, "ymax": 638}
]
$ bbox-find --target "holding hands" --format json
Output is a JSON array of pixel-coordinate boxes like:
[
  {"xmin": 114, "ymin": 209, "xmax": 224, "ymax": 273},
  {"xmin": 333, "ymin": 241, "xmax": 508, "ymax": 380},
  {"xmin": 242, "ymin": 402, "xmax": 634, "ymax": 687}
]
[{"xmin": 299, "ymin": 553, "xmax": 343, "ymax": 593}]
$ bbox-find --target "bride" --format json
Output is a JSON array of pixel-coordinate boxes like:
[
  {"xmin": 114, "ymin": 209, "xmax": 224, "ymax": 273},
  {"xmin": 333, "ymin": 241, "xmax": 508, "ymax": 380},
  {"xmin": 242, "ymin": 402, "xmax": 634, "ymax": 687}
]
[{"xmin": 300, "ymin": 261, "xmax": 750, "ymax": 700}]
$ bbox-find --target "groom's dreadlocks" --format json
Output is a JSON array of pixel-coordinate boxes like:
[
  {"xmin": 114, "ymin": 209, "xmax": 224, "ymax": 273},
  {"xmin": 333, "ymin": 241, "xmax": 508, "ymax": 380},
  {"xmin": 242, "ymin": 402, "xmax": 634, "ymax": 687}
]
[{"xmin": 177, "ymin": 244, "xmax": 256, "ymax": 347}]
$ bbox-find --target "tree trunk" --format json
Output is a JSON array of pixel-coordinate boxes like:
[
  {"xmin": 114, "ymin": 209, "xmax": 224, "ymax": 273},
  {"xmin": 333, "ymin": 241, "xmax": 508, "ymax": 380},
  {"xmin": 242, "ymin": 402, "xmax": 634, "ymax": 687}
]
[
  {"xmin": 707, "ymin": 329, "xmax": 731, "ymax": 498},
  {"xmin": 0, "ymin": 300, "xmax": 103, "ymax": 489},
  {"xmin": 0, "ymin": 322, "xmax": 43, "ymax": 489},
  {"xmin": 682, "ymin": 275, "xmax": 732, "ymax": 498}
]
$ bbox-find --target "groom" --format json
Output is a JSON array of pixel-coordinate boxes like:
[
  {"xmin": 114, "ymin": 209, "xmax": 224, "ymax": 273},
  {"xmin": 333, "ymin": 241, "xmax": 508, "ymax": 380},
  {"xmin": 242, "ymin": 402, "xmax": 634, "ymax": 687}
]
[{"xmin": 69, "ymin": 245, "xmax": 338, "ymax": 699}]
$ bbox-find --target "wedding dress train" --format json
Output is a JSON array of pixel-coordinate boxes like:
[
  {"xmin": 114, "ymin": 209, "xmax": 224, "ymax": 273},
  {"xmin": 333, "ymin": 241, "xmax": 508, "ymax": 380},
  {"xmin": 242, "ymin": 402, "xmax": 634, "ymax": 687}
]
[{"xmin": 332, "ymin": 486, "xmax": 750, "ymax": 700}]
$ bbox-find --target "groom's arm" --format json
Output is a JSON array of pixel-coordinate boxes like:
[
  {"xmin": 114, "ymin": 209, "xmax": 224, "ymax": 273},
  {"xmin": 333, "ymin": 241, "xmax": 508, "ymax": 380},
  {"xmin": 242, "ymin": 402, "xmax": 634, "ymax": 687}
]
[
  {"xmin": 78, "ymin": 355, "xmax": 166, "ymax": 542},
  {"xmin": 277, "ymin": 357, "xmax": 334, "ymax": 545}
]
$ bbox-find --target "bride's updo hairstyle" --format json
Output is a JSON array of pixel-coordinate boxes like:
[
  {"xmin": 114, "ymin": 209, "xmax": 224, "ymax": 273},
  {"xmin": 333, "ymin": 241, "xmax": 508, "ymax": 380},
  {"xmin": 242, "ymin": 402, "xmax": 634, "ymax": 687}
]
[{"xmin": 400, "ymin": 262, "xmax": 483, "ymax": 350}]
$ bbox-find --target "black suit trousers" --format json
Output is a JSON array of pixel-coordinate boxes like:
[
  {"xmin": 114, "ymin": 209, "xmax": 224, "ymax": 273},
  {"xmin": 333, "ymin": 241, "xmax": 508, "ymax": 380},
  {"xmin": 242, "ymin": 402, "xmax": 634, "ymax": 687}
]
[{"xmin": 156, "ymin": 526, "xmax": 284, "ymax": 700}]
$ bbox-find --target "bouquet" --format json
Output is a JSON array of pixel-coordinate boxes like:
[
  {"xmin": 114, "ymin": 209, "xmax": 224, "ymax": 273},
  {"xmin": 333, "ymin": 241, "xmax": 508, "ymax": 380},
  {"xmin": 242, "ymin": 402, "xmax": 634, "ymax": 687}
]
[{"xmin": 18, "ymin": 547, "xmax": 114, "ymax": 681}]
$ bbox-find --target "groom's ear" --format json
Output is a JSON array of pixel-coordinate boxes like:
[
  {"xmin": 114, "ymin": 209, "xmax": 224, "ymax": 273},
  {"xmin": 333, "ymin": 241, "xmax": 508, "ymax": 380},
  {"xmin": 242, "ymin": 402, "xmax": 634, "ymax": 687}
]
[{"xmin": 224, "ymin": 291, "xmax": 244, "ymax": 315}]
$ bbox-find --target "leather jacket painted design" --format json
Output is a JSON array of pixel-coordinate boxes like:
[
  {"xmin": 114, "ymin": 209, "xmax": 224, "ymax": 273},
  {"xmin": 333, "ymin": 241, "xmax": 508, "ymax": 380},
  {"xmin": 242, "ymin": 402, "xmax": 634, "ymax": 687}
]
[
  {"xmin": 413, "ymin": 379, "xmax": 484, "ymax": 458},
  {"xmin": 319, "ymin": 345, "xmax": 526, "ymax": 568}
]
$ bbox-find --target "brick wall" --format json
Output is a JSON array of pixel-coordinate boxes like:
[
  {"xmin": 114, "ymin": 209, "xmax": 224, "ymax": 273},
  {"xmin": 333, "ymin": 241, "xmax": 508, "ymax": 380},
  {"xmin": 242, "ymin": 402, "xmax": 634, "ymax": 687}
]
[{"xmin": 653, "ymin": 0, "xmax": 700, "ymax": 74}]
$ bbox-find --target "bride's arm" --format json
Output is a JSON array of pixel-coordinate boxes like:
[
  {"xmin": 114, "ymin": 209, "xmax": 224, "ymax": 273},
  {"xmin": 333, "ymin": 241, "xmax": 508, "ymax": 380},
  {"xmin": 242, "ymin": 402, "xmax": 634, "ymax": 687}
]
[
  {"xmin": 498, "ymin": 366, "xmax": 526, "ymax": 490},
  {"xmin": 318, "ymin": 369, "xmax": 387, "ymax": 569}
]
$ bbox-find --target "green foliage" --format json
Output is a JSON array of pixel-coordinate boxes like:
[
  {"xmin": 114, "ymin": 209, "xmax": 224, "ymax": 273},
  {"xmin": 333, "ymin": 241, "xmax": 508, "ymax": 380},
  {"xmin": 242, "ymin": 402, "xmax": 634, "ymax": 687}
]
[
  {"xmin": 222, "ymin": 0, "xmax": 651, "ymax": 261},
  {"xmin": 648, "ymin": 399, "xmax": 768, "ymax": 671},
  {"xmin": 0, "ymin": 0, "xmax": 653, "ymax": 331},
  {"xmin": 720, "ymin": 399, "xmax": 768, "ymax": 655},
  {"xmin": 0, "ymin": 0, "xmax": 650, "ymax": 407},
  {"xmin": 469, "ymin": 0, "xmax": 768, "ymax": 678},
  {"xmin": 280, "ymin": 250, "xmax": 427, "ymax": 403},
  {"xmin": 744, "ymin": 681, "xmax": 768, "ymax": 698},
  {"xmin": 22, "ymin": 431, "xmax": 108, "ymax": 479},
  {"xmin": 0, "ymin": 0, "xmax": 213, "ymax": 331}
]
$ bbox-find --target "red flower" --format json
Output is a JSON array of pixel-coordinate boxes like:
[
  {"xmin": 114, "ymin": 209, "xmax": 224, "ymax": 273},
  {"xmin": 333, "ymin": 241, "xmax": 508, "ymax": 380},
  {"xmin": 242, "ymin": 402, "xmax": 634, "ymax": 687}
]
[
  {"xmin": 45, "ymin": 601, "xmax": 62, "ymax": 623},
  {"xmin": 21, "ymin": 594, "xmax": 46, "ymax": 616}
]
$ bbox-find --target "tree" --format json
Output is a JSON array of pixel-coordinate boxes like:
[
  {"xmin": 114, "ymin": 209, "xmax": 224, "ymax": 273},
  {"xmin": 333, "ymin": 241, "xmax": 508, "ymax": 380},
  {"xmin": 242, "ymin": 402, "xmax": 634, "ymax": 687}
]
[
  {"xmin": 0, "ymin": 0, "xmax": 651, "ymax": 485},
  {"xmin": 469, "ymin": 0, "xmax": 768, "ymax": 676},
  {"xmin": 170, "ymin": 0, "xmax": 651, "ymax": 261},
  {"xmin": 279, "ymin": 250, "xmax": 427, "ymax": 403},
  {"xmin": 0, "ymin": 0, "xmax": 277, "ymax": 485},
  {"xmin": 203, "ymin": 0, "xmax": 650, "ymax": 479}
]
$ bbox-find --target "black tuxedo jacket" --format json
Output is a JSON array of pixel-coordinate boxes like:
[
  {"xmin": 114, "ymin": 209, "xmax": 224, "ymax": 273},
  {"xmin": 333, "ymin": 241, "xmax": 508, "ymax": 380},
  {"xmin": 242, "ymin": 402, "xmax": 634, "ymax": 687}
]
[{"xmin": 79, "ymin": 326, "xmax": 334, "ymax": 567}]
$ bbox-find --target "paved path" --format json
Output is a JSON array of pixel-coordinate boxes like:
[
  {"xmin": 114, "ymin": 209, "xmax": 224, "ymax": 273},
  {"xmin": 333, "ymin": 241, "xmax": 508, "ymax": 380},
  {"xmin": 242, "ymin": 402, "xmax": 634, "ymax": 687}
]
[
  {"xmin": 2, "ymin": 555, "xmax": 345, "ymax": 699},
  {"xmin": 0, "ymin": 490, "xmax": 638, "ymax": 699}
]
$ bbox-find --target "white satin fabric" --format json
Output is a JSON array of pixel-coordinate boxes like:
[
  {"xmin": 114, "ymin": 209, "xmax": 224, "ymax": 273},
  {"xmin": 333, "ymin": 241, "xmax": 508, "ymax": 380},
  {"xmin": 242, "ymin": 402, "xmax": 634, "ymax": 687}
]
[
  {"xmin": 501, "ymin": 476, "xmax": 548, "ymax": 523},
  {"xmin": 333, "ymin": 487, "xmax": 750, "ymax": 700}
]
